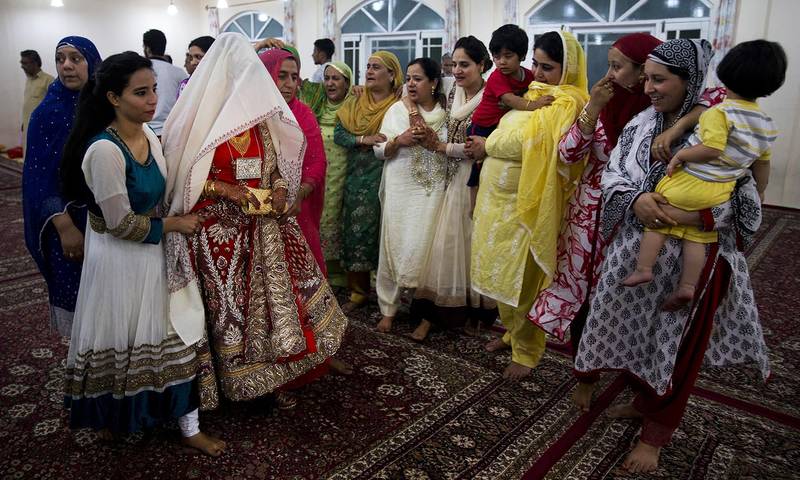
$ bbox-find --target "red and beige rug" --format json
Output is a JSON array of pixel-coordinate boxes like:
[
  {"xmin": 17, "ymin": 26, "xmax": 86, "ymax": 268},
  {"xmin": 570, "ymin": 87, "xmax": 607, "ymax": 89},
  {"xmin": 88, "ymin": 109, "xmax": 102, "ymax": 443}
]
[{"xmin": 1, "ymin": 158, "xmax": 797, "ymax": 479}]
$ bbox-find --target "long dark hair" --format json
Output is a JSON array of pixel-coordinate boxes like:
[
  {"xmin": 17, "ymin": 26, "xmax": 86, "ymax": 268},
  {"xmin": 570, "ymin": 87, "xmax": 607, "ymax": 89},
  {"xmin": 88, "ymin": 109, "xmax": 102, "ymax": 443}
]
[
  {"xmin": 407, "ymin": 57, "xmax": 445, "ymax": 108},
  {"xmin": 454, "ymin": 36, "xmax": 491, "ymax": 74},
  {"xmin": 61, "ymin": 52, "xmax": 152, "ymax": 202}
]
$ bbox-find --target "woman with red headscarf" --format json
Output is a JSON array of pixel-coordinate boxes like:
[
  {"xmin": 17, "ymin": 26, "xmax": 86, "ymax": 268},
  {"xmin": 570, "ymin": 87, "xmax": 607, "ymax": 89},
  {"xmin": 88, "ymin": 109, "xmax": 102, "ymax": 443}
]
[
  {"xmin": 259, "ymin": 48, "xmax": 327, "ymax": 276},
  {"xmin": 525, "ymin": 33, "xmax": 665, "ymax": 409}
]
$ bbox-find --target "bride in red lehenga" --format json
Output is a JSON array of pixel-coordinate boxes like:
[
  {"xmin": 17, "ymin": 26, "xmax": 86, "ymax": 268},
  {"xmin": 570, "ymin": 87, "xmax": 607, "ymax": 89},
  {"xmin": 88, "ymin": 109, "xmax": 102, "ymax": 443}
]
[{"xmin": 161, "ymin": 33, "xmax": 347, "ymax": 410}]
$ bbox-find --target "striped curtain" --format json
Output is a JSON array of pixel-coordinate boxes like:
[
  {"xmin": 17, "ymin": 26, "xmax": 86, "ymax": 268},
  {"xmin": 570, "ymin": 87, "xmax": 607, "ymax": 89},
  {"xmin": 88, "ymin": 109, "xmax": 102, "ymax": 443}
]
[
  {"xmin": 207, "ymin": 7, "xmax": 220, "ymax": 36},
  {"xmin": 284, "ymin": 0, "xmax": 296, "ymax": 44},
  {"xmin": 707, "ymin": 0, "xmax": 739, "ymax": 86},
  {"xmin": 444, "ymin": 0, "xmax": 459, "ymax": 54},
  {"xmin": 323, "ymin": 0, "xmax": 339, "ymax": 46},
  {"xmin": 503, "ymin": 0, "xmax": 518, "ymax": 24}
]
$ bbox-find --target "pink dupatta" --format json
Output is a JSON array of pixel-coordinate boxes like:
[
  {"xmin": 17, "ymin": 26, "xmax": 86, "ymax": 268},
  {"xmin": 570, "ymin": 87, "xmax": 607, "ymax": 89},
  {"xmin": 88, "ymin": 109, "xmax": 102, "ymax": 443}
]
[{"xmin": 259, "ymin": 49, "xmax": 328, "ymax": 276}]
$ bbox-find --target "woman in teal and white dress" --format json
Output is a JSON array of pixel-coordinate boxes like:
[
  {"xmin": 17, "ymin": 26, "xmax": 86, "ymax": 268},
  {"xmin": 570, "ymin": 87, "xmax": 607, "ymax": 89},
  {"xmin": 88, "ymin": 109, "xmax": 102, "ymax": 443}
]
[{"xmin": 59, "ymin": 51, "xmax": 224, "ymax": 455}]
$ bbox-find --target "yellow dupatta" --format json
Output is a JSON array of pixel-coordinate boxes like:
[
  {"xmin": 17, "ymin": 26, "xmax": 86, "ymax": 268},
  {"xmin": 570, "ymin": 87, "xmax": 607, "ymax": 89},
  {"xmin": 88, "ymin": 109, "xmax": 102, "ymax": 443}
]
[
  {"xmin": 517, "ymin": 31, "xmax": 589, "ymax": 286},
  {"xmin": 335, "ymin": 51, "xmax": 404, "ymax": 136}
]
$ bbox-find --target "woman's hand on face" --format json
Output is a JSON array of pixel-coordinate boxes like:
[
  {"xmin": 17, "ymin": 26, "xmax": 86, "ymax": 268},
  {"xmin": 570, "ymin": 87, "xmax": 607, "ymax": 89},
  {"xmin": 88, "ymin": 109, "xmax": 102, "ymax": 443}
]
[
  {"xmin": 361, "ymin": 133, "xmax": 387, "ymax": 146},
  {"xmin": 587, "ymin": 77, "xmax": 615, "ymax": 112},
  {"xmin": 632, "ymin": 192, "xmax": 678, "ymax": 229},
  {"xmin": 395, "ymin": 128, "xmax": 418, "ymax": 147},
  {"xmin": 651, "ymin": 128, "xmax": 683, "ymax": 163},
  {"xmin": 465, "ymin": 135, "xmax": 487, "ymax": 160},
  {"xmin": 58, "ymin": 226, "xmax": 84, "ymax": 262}
]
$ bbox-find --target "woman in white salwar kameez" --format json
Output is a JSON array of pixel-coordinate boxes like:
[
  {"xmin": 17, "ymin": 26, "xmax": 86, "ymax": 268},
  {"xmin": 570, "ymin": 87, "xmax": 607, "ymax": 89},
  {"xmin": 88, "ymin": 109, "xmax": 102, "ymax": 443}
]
[
  {"xmin": 374, "ymin": 58, "xmax": 448, "ymax": 333},
  {"xmin": 59, "ymin": 52, "xmax": 224, "ymax": 455}
]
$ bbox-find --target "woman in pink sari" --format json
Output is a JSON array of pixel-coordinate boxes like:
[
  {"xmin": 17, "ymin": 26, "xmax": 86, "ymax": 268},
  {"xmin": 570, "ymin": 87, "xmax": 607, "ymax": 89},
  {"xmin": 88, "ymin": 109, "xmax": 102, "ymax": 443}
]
[{"xmin": 259, "ymin": 49, "xmax": 327, "ymax": 276}]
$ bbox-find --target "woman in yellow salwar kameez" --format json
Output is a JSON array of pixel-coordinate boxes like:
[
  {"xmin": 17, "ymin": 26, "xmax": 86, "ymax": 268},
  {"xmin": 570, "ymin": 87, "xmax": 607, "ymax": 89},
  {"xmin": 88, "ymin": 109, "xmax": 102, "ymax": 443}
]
[{"xmin": 470, "ymin": 31, "xmax": 588, "ymax": 380}]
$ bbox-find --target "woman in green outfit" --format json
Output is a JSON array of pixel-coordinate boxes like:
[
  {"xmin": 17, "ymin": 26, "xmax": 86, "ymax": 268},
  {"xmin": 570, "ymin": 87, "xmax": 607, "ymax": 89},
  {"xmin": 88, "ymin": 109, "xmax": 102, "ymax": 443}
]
[
  {"xmin": 334, "ymin": 51, "xmax": 403, "ymax": 315},
  {"xmin": 299, "ymin": 62, "xmax": 353, "ymax": 286}
]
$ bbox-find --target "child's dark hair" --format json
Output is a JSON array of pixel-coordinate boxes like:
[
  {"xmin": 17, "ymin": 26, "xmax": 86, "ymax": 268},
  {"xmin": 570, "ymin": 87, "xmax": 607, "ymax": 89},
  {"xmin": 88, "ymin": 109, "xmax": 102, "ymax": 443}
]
[
  {"xmin": 61, "ymin": 52, "xmax": 153, "ymax": 203},
  {"xmin": 533, "ymin": 32, "xmax": 564, "ymax": 65},
  {"xmin": 489, "ymin": 24, "xmax": 529, "ymax": 60},
  {"xmin": 143, "ymin": 29, "xmax": 167, "ymax": 56},
  {"xmin": 454, "ymin": 35, "xmax": 491, "ymax": 74},
  {"xmin": 717, "ymin": 39, "xmax": 787, "ymax": 99},
  {"xmin": 314, "ymin": 38, "xmax": 336, "ymax": 59},
  {"xmin": 407, "ymin": 57, "xmax": 445, "ymax": 108}
]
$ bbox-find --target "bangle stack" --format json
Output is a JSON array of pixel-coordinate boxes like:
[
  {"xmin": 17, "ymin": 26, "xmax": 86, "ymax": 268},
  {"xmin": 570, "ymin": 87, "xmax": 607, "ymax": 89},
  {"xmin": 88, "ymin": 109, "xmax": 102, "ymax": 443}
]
[
  {"xmin": 273, "ymin": 178, "xmax": 289, "ymax": 190},
  {"xmin": 577, "ymin": 107, "xmax": 597, "ymax": 133}
]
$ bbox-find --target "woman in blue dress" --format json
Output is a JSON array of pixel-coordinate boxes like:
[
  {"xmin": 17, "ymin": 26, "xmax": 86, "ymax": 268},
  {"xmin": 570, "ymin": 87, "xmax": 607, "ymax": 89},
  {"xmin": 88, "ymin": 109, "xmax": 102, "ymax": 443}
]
[
  {"xmin": 23, "ymin": 36, "xmax": 101, "ymax": 336},
  {"xmin": 59, "ymin": 51, "xmax": 225, "ymax": 455}
]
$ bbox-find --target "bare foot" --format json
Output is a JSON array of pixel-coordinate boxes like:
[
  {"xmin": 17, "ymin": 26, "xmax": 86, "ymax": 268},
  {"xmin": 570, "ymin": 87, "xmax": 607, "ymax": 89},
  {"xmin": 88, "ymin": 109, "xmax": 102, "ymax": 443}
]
[
  {"xmin": 97, "ymin": 428, "xmax": 114, "ymax": 442},
  {"xmin": 607, "ymin": 403, "xmax": 643, "ymax": 419},
  {"xmin": 376, "ymin": 316, "xmax": 394, "ymax": 333},
  {"xmin": 182, "ymin": 432, "xmax": 226, "ymax": 457},
  {"xmin": 484, "ymin": 337, "xmax": 510, "ymax": 352},
  {"xmin": 330, "ymin": 357, "xmax": 354, "ymax": 375},
  {"xmin": 341, "ymin": 301, "xmax": 365, "ymax": 314},
  {"xmin": 662, "ymin": 283, "xmax": 695, "ymax": 311},
  {"xmin": 623, "ymin": 268, "xmax": 653, "ymax": 287},
  {"xmin": 502, "ymin": 361, "xmax": 532, "ymax": 381},
  {"xmin": 409, "ymin": 319, "xmax": 432, "ymax": 342},
  {"xmin": 276, "ymin": 391, "xmax": 297, "ymax": 410},
  {"xmin": 622, "ymin": 440, "xmax": 661, "ymax": 474},
  {"xmin": 572, "ymin": 382, "xmax": 595, "ymax": 412}
]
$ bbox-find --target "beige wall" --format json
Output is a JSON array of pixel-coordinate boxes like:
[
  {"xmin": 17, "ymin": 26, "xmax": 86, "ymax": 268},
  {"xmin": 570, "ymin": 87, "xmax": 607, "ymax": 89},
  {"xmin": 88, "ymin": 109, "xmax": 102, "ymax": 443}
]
[
  {"xmin": 735, "ymin": 0, "xmax": 800, "ymax": 207},
  {"xmin": 0, "ymin": 0, "xmax": 205, "ymax": 150}
]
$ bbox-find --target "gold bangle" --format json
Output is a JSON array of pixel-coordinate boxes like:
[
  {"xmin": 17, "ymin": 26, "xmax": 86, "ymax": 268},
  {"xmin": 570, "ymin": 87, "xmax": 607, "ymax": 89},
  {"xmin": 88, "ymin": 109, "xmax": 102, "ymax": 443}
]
[
  {"xmin": 273, "ymin": 178, "xmax": 289, "ymax": 190},
  {"xmin": 358, "ymin": 135, "xmax": 364, "ymax": 145},
  {"xmin": 578, "ymin": 108, "xmax": 596, "ymax": 133},
  {"xmin": 526, "ymin": 100, "xmax": 531, "ymax": 110}
]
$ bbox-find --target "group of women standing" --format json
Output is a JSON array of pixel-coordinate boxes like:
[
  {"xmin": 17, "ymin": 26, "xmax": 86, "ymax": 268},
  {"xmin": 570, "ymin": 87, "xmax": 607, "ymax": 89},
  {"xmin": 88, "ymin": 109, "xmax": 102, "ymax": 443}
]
[{"xmin": 20, "ymin": 25, "xmax": 772, "ymax": 475}]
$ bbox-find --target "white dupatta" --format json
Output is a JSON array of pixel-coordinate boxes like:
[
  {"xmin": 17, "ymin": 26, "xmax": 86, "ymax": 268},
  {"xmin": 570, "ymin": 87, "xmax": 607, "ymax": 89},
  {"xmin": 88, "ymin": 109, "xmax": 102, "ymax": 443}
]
[{"xmin": 161, "ymin": 33, "xmax": 306, "ymax": 345}]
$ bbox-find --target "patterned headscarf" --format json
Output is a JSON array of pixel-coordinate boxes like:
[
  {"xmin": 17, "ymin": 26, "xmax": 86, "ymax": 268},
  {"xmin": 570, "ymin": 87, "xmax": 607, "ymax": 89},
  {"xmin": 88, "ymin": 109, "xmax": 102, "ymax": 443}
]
[
  {"xmin": 335, "ymin": 51, "xmax": 403, "ymax": 136},
  {"xmin": 648, "ymin": 39, "xmax": 714, "ymax": 131}
]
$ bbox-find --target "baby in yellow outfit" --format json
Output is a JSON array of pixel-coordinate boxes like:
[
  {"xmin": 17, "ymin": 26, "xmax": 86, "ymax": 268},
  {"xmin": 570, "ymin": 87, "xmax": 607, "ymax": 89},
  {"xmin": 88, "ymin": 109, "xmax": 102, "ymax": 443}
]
[{"xmin": 624, "ymin": 40, "xmax": 787, "ymax": 310}]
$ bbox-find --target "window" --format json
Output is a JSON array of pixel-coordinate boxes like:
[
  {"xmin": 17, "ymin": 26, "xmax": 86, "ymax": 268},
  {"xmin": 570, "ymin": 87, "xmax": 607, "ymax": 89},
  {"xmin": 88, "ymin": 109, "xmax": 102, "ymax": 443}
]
[
  {"xmin": 527, "ymin": 0, "xmax": 711, "ymax": 86},
  {"xmin": 222, "ymin": 11, "xmax": 284, "ymax": 41},
  {"xmin": 341, "ymin": 0, "xmax": 446, "ymax": 84}
]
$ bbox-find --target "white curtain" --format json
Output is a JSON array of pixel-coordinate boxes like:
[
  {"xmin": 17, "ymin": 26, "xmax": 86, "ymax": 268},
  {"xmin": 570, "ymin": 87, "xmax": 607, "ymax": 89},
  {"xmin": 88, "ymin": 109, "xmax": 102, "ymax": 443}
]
[
  {"xmin": 207, "ymin": 7, "xmax": 220, "ymax": 37},
  {"xmin": 323, "ymin": 0, "xmax": 339, "ymax": 46},
  {"xmin": 444, "ymin": 0, "xmax": 459, "ymax": 54},
  {"xmin": 284, "ymin": 0, "xmax": 296, "ymax": 45},
  {"xmin": 707, "ymin": 0, "xmax": 739, "ymax": 86},
  {"xmin": 503, "ymin": 0, "xmax": 518, "ymax": 24}
]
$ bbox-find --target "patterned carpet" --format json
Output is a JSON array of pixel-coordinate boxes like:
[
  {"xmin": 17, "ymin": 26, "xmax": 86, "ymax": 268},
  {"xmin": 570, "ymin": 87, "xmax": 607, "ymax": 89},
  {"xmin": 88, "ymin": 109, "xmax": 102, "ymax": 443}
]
[{"xmin": 1, "ymin": 156, "xmax": 798, "ymax": 479}]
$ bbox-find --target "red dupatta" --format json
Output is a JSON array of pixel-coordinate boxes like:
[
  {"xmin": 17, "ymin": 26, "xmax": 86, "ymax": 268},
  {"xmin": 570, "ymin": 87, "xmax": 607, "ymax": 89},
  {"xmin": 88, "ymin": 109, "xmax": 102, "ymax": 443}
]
[{"xmin": 259, "ymin": 49, "xmax": 328, "ymax": 276}]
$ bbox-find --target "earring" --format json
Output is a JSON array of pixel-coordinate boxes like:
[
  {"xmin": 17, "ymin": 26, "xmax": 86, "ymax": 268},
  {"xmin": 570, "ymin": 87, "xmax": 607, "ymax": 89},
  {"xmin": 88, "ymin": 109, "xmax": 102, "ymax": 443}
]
[{"xmin": 431, "ymin": 85, "xmax": 436, "ymax": 95}]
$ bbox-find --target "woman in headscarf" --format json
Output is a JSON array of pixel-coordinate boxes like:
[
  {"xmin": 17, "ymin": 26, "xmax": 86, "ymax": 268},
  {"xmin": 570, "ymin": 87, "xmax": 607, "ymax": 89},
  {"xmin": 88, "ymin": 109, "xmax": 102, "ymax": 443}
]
[
  {"xmin": 162, "ymin": 33, "xmax": 347, "ymax": 411},
  {"xmin": 59, "ymin": 51, "xmax": 223, "ymax": 455},
  {"xmin": 22, "ymin": 36, "xmax": 101, "ymax": 336},
  {"xmin": 259, "ymin": 48, "xmax": 327, "ymax": 277},
  {"xmin": 527, "ymin": 33, "xmax": 662, "ymax": 409},
  {"xmin": 300, "ymin": 62, "xmax": 352, "ymax": 287},
  {"xmin": 574, "ymin": 39, "xmax": 769, "ymax": 474},
  {"xmin": 469, "ymin": 31, "xmax": 588, "ymax": 381},
  {"xmin": 334, "ymin": 51, "xmax": 403, "ymax": 320}
]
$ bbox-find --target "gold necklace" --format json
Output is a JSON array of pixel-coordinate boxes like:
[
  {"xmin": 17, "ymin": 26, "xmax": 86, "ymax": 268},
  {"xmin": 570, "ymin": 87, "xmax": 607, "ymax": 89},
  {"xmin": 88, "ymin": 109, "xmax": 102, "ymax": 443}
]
[{"xmin": 229, "ymin": 129, "xmax": 252, "ymax": 156}]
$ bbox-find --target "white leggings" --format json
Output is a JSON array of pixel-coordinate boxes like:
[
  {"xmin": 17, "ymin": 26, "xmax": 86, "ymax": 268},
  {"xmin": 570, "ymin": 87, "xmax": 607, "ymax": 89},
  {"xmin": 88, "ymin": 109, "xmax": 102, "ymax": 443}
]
[{"xmin": 178, "ymin": 408, "xmax": 200, "ymax": 438}]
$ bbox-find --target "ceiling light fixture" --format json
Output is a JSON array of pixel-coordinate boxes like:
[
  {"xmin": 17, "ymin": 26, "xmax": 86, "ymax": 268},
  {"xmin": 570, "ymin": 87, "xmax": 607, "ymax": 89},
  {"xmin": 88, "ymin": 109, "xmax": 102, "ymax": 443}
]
[
  {"xmin": 167, "ymin": 0, "xmax": 178, "ymax": 15},
  {"xmin": 50, "ymin": 0, "xmax": 64, "ymax": 7}
]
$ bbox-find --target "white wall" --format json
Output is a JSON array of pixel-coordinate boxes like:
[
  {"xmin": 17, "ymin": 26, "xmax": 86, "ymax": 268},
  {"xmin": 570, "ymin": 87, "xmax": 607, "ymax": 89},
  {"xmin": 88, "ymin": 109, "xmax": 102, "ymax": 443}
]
[
  {"xmin": 0, "ymin": 0, "xmax": 205, "ymax": 149},
  {"xmin": 735, "ymin": 0, "xmax": 800, "ymax": 207}
]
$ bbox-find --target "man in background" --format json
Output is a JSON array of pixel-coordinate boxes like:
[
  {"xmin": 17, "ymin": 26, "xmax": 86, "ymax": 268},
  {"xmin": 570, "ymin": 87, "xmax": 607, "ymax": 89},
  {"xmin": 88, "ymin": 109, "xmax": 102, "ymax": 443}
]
[
  {"xmin": 20, "ymin": 50, "xmax": 54, "ymax": 160},
  {"xmin": 311, "ymin": 38, "xmax": 335, "ymax": 83},
  {"xmin": 441, "ymin": 53, "xmax": 454, "ymax": 77},
  {"xmin": 142, "ymin": 29, "xmax": 187, "ymax": 137}
]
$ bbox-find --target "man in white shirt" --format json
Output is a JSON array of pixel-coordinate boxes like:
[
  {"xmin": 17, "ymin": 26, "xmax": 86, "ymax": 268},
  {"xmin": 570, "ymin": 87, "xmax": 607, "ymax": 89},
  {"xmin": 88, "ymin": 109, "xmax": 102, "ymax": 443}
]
[
  {"xmin": 143, "ymin": 29, "xmax": 187, "ymax": 136},
  {"xmin": 310, "ymin": 38, "xmax": 335, "ymax": 83}
]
